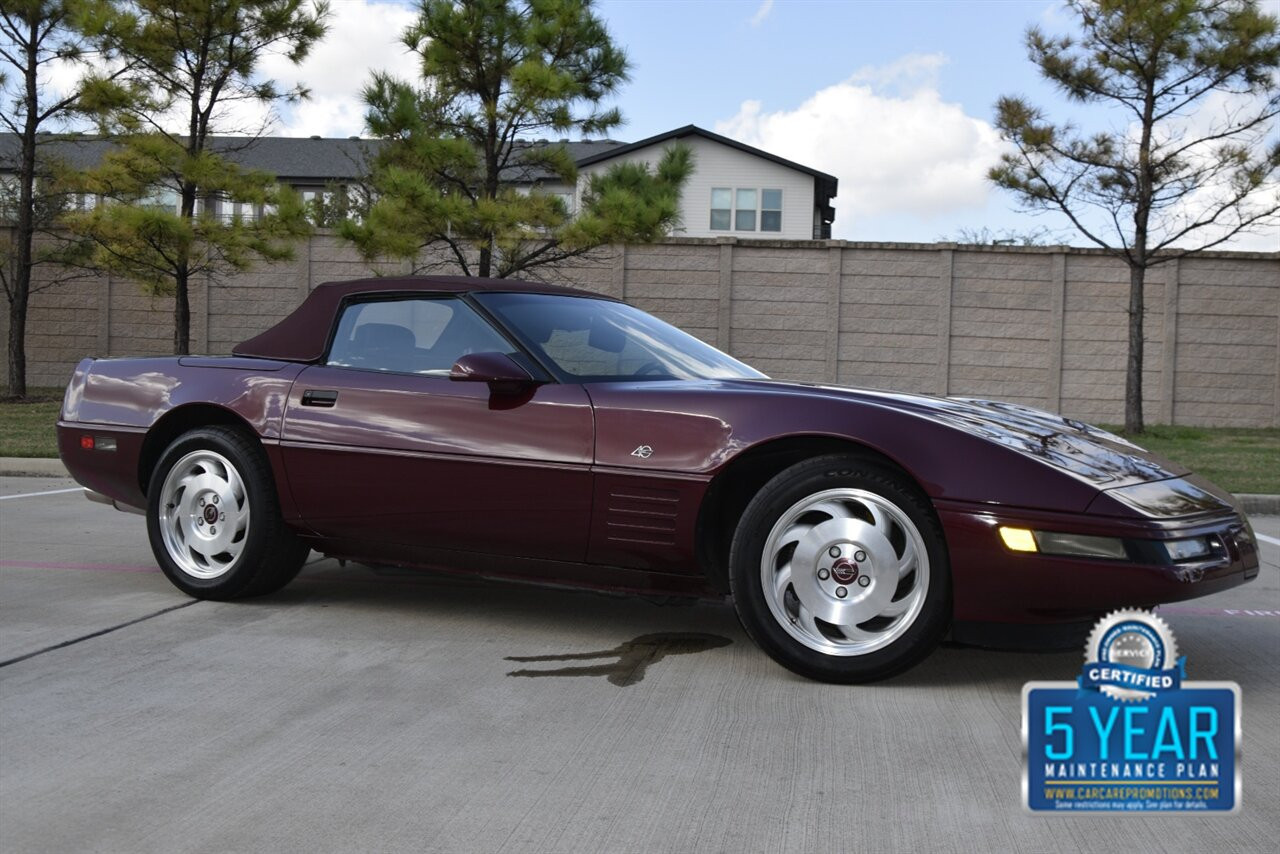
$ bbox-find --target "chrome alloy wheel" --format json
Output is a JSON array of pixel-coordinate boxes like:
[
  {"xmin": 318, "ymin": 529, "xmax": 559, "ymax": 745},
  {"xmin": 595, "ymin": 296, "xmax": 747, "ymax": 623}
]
[
  {"xmin": 157, "ymin": 449, "xmax": 251, "ymax": 580},
  {"xmin": 760, "ymin": 488, "xmax": 930, "ymax": 656}
]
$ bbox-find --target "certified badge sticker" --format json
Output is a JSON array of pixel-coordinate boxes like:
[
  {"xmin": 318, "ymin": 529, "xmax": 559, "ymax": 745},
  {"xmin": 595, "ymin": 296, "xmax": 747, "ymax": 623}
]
[
  {"xmin": 1082, "ymin": 611, "xmax": 1183, "ymax": 701},
  {"xmin": 1022, "ymin": 609, "xmax": 1241, "ymax": 813}
]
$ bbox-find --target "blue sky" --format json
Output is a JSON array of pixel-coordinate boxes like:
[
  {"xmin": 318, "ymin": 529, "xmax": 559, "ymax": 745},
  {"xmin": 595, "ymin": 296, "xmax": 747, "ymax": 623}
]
[{"xmin": 599, "ymin": 0, "xmax": 1061, "ymax": 142}]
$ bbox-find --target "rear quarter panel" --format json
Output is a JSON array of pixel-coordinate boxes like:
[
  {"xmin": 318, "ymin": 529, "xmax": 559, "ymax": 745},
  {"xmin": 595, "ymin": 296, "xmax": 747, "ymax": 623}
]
[
  {"xmin": 58, "ymin": 356, "xmax": 306, "ymax": 508},
  {"xmin": 66, "ymin": 356, "xmax": 304, "ymax": 436}
]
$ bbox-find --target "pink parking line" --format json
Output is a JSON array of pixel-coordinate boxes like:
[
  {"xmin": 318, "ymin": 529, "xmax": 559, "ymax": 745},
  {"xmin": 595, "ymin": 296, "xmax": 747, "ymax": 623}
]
[
  {"xmin": 1157, "ymin": 606, "xmax": 1280, "ymax": 617},
  {"xmin": 0, "ymin": 559, "xmax": 157, "ymax": 574}
]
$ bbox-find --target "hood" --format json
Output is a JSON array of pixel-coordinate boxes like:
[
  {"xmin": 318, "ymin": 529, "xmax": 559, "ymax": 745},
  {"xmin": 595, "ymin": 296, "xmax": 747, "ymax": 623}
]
[{"xmin": 722, "ymin": 379, "xmax": 1186, "ymax": 490}]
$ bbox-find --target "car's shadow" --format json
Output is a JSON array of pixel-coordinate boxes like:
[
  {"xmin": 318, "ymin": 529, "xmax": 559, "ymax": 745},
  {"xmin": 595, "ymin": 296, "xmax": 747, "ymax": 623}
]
[{"xmin": 250, "ymin": 558, "xmax": 1268, "ymax": 691}]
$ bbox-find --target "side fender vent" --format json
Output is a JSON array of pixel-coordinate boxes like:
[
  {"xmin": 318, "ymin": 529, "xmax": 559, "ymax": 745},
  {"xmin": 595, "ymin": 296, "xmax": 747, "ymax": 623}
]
[{"xmin": 606, "ymin": 487, "xmax": 679, "ymax": 546}]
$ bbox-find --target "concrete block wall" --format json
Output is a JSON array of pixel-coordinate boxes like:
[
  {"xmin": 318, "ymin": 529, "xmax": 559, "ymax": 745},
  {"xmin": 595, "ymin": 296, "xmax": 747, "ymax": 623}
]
[
  {"xmin": 4, "ymin": 230, "xmax": 1277, "ymax": 427},
  {"xmin": 948, "ymin": 250, "xmax": 1054, "ymax": 408},
  {"xmin": 729, "ymin": 243, "xmax": 829, "ymax": 381},
  {"xmin": 1175, "ymin": 256, "xmax": 1278, "ymax": 427},
  {"xmin": 23, "ymin": 274, "xmax": 100, "ymax": 373},
  {"xmin": 1061, "ymin": 255, "xmax": 1166, "ymax": 425},
  {"xmin": 620, "ymin": 243, "xmax": 721, "ymax": 346},
  {"xmin": 838, "ymin": 247, "xmax": 942, "ymax": 393}
]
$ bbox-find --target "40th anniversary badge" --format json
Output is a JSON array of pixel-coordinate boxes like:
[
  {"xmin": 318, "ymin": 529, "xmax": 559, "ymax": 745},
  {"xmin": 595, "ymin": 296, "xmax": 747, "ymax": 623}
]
[{"xmin": 1022, "ymin": 609, "xmax": 1242, "ymax": 813}]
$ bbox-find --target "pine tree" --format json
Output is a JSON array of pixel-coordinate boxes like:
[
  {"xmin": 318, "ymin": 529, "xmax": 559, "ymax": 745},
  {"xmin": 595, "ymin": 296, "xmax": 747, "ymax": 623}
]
[
  {"xmin": 0, "ymin": 0, "xmax": 123, "ymax": 396},
  {"xmin": 343, "ymin": 0, "xmax": 692, "ymax": 279},
  {"xmin": 64, "ymin": 0, "xmax": 329, "ymax": 354}
]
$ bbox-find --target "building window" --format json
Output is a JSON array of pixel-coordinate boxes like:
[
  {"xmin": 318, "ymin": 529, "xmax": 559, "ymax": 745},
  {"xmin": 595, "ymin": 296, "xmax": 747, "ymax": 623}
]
[
  {"xmin": 142, "ymin": 187, "xmax": 179, "ymax": 213},
  {"xmin": 232, "ymin": 200, "xmax": 258, "ymax": 222},
  {"xmin": 0, "ymin": 175, "xmax": 16, "ymax": 221},
  {"xmin": 734, "ymin": 189, "xmax": 756, "ymax": 231},
  {"xmin": 712, "ymin": 187, "xmax": 783, "ymax": 232},
  {"xmin": 710, "ymin": 188, "xmax": 731, "ymax": 230},
  {"xmin": 761, "ymin": 189, "xmax": 782, "ymax": 232},
  {"xmin": 553, "ymin": 191, "xmax": 575, "ymax": 215}
]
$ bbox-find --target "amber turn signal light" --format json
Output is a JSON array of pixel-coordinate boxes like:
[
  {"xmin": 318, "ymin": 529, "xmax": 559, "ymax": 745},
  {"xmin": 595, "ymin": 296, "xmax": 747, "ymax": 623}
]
[{"xmin": 999, "ymin": 526, "xmax": 1038, "ymax": 552}]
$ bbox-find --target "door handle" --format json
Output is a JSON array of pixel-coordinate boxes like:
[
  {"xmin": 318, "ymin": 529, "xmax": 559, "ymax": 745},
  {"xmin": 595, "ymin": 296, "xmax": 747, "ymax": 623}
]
[{"xmin": 301, "ymin": 389, "xmax": 338, "ymax": 407}]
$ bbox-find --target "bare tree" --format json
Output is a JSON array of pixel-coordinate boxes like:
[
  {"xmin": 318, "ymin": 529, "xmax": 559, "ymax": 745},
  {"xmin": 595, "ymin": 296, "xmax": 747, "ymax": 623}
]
[{"xmin": 990, "ymin": 0, "xmax": 1280, "ymax": 432}]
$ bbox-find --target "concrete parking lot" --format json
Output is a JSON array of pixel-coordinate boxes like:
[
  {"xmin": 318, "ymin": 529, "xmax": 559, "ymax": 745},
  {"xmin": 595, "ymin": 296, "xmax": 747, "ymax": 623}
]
[{"xmin": 1, "ymin": 474, "xmax": 1277, "ymax": 853}]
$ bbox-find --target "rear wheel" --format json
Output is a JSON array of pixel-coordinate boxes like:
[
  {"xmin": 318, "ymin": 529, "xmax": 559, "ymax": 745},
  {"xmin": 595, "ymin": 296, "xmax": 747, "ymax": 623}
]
[
  {"xmin": 729, "ymin": 454, "xmax": 950, "ymax": 683},
  {"xmin": 146, "ymin": 426, "xmax": 308, "ymax": 599}
]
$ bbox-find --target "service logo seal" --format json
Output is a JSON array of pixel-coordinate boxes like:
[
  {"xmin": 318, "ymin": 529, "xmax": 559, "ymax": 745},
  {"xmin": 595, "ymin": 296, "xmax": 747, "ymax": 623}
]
[
  {"xmin": 1080, "ymin": 609, "xmax": 1183, "ymax": 701},
  {"xmin": 1021, "ymin": 610, "xmax": 1241, "ymax": 813}
]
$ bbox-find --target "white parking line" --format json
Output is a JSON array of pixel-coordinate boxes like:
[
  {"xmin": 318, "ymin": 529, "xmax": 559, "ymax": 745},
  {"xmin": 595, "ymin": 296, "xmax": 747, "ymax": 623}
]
[
  {"xmin": 1256, "ymin": 532, "xmax": 1280, "ymax": 548},
  {"xmin": 0, "ymin": 487, "xmax": 83, "ymax": 501}
]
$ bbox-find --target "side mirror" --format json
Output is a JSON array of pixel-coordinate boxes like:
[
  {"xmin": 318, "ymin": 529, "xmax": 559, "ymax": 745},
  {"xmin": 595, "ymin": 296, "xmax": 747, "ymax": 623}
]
[{"xmin": 449, "ymin": 351, "xmax": 537, "ymax": 394}]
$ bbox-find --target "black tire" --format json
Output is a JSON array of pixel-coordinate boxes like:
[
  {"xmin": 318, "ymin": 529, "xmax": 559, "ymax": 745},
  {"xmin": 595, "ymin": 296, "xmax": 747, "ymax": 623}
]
[
  {"xmin": 729, "ymin": 454, "xmax": 950, "ymax": 683},
  {"xmin": 146, "ymin": 426, "xmax": 309, "ymax": 600}
]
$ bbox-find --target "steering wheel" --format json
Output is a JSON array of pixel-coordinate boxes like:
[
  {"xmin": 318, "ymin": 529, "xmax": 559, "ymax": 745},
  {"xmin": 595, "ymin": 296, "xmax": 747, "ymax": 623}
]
[{"xmin": 633, "ymin": 360, "xmax": 667, "ymax": 377}]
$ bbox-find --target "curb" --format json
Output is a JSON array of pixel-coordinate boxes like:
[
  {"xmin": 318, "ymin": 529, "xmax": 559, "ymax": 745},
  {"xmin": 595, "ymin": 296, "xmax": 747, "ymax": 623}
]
[
  {"xmin": 1, "ymin": 455, "xmax": 1277, "ymax": 515},
  {"xmin": 0, "ymin": 457, "xmax": 70, "ymax": 478},
  {"xmin": 1238, "ymin": 494, "xmax": 1280, "ymax": 516}
]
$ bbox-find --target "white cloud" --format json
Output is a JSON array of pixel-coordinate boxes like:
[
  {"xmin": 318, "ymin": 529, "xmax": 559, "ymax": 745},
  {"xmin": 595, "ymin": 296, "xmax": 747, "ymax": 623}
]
[
  {"xmin": 252, "ymin": 0, "xmax": 421, "ymax": 137},
  {"xmin": 749, "ymin": 0, "xmax": 774, "ymax": 28},
  {"xmin": 715, "ymin": 54, "xmax": 1006, "ymax": 236},
  {"xmin": 1139, "ymin": 88, "xmax": 1280, "ymax": 252},
  {"xmin": 32, "ymin": 0, "xmax": 418, "ymax": 138},
  {"xmin": 847, "ymin": 52, "xmax": 947, "ymax": 95},
  {"xmin": 1038, "ymin": 0, "xmax": 1074, "ymax": 30}
]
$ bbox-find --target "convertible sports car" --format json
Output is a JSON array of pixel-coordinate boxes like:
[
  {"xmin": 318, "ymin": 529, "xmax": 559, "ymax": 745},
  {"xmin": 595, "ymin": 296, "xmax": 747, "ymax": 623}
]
[{"xmin": 57, "ymin": 276, "xmax": 1259, "ymax": 682}]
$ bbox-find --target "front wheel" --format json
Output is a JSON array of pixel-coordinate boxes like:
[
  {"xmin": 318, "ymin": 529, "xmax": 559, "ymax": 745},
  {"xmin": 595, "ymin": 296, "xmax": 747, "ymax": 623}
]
[
  {"xmin": 729, "ymin": 455, "xmax": 950, "ymax": 683},
  {"xmin": 146, "ymin": 426, "xmax": 308, "ymax": 600}
]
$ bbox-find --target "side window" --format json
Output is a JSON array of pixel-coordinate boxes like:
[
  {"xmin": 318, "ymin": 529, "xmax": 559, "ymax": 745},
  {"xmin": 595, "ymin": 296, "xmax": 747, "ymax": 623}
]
[{"xmin": 326, "ymin": 297, "xmax": 513, "ymax": 375}]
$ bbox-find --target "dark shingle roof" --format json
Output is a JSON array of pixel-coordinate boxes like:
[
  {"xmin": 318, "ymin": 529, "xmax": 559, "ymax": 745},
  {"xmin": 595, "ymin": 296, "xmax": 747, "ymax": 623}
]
[
  {"xmin": 0, "ymin": 133, "xmax": 626, "ymax": 184},
  {"xmin": 499, "ymin": 138, "xmax": 625, "ymax": 182},
  {"xmin": 0, "ymin": 134, "xmax": 382, "ymax": 182}
]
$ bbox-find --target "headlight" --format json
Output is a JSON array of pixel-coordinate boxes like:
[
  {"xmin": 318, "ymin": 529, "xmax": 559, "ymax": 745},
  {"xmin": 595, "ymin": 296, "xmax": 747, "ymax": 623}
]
[
  {"xmin": 998, "ymin": 526, "xmax": 1127, "ymax": 560},
  {"xmin": 1034, "ymin": 531, "xmax": 1128, "ymax": 560},
  {"xmin": 998, "ymin": 527, "xmax": 1221, "ymax": 565}
]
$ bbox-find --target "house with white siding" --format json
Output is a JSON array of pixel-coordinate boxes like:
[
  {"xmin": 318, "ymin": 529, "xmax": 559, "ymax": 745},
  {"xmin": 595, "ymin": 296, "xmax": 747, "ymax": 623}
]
[{"xmin": 572, "ymin": 125, "xmax": 837, "ymax": 240}]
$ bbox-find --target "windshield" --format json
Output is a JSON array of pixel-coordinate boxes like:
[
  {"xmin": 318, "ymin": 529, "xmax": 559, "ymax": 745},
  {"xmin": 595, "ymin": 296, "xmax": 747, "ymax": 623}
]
[{"xmin": 474, "ymin": 292, "xmax": 767, "ymax": 382}]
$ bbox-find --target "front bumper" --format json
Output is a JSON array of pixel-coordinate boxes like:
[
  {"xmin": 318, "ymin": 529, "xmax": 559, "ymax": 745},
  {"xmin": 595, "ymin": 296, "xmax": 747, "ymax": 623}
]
[{"xmin": 938, "ymin": 499, "xmax": 1259, "ymax": 624}]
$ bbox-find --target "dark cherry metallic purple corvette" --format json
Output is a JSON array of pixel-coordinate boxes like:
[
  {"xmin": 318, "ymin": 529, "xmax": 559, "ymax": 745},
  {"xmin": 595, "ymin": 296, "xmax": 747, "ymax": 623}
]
[{"xmin": 58, "ymin": 277, "xmax": 1259, "ymax": 682}]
